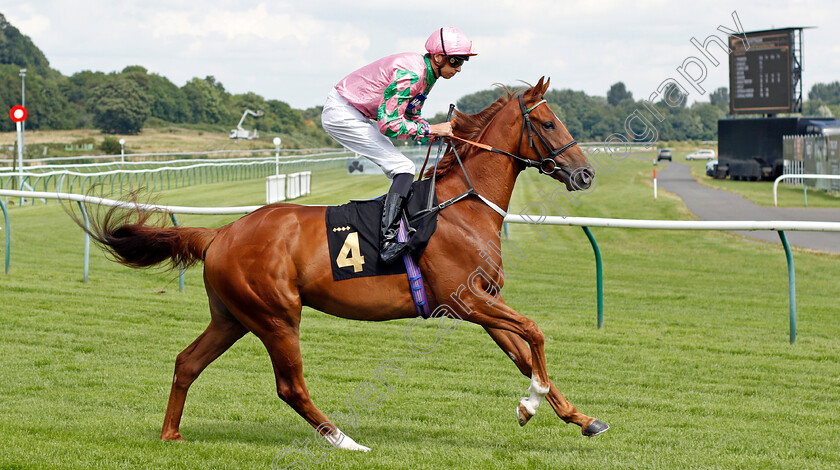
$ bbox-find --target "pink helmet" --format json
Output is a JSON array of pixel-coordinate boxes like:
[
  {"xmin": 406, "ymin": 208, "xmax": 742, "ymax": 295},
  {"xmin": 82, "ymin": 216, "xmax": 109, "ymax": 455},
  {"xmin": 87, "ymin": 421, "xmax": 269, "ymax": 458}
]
[{"xmin": 425, "ymin": 27, "xmax": 477, "ymax": 57}]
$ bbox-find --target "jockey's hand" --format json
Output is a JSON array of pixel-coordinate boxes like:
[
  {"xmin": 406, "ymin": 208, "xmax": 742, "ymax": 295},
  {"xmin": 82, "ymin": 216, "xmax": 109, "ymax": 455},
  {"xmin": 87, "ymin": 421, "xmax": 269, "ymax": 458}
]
[{"xmin": 429, "ymin": 122, "xmax": 453, "ymax": 137}]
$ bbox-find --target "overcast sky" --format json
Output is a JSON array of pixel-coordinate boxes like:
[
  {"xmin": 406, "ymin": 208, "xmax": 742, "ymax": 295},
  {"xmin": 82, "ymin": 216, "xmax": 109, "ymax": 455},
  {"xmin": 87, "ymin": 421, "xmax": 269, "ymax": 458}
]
[{"xmin": 4, "ymin": 1, "xmax": 839, "ymax": 116}]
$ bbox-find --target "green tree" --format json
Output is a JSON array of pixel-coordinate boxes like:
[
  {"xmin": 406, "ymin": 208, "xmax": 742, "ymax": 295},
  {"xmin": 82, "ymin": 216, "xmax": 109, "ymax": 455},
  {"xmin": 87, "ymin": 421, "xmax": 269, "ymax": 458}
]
[
  {"xmin": 0, "ymin": 13, "xmax": 56, "ymax": 78},
  {"xmin": 0, "ymin": 64, "xmax": 77, "ymax": 131},
  {"xmin": 690, "ymin": 103, "xmax": 724, "ymax": 140},
  {"xmin": 66, "ymin": 70, "xmax": 109, "ymax": 104},
  {"xmin": 658, "ymin": 82, "xmax": 688, "ymax": 108},
  {"xmin": 99, "ymin": 136, "xmax": 122, "ymax": 154},
  {"xmin": 120, "ymin": 65, "xmax": 151, "ymax": 89},
  {"xmin": 808, "ymin": 81, "xmax": 840, "ymax": 105},
  {"xmin": 0, "ymin": 65, "xmax": 23, "ymax": 132},
  {"xmin": 146, "ymin": 73, "xmax": 191, "ymax": 123},
  {"xmin": 544, "ymin": 89, "xmax": 613, "ymax": 141},
  {"xmin": 89, "ymin": 77, "xmax": 152, "ymax": 134},
  {"xmin": 263, "ymin": 99, "xmax": 304, "ymax": 133},
  {"xmin": 456, "ymin": 87, "xmax": 509, "ymax": 114},
  {"xmin": 709, "ymin": 87, "xmax": 729, "ymax": 110},
  {"xmin": 182, "ymin": 76, "xmax": 228, "ymax": 124},
  {"xmin": 607, "ymin": 82, "xmax": 633, "ymax": 106}
]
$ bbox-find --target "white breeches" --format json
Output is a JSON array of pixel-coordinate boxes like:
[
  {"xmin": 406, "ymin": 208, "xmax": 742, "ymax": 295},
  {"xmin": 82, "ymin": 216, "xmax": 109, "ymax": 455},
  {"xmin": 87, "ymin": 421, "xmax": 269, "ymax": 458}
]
[{"xmin": 321, "ymin": 88, "xmax": 416, "ymax": 180}]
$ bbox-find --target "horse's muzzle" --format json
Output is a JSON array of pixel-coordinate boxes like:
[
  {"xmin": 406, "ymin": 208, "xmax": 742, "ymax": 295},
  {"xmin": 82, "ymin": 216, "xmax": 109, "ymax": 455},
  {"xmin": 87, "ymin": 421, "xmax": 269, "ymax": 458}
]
[
  {"xmin": 558, "ymin": 166, "xmax": 594, "ymax": 191},
  {"xmin": 571, "ymin": 167, "xmax": 595, "ymax": 191}
]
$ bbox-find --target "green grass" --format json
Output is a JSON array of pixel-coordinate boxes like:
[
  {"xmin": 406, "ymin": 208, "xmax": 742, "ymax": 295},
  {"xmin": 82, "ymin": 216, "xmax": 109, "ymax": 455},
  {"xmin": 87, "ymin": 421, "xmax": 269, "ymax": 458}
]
[{"xmin": 2, "ymin": 157, "xmax": 839, "ymax": 469}]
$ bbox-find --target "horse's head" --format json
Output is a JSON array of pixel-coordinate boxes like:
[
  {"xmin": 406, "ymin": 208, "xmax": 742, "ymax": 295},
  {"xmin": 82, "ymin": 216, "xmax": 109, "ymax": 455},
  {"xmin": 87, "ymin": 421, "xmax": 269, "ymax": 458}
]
[{"xmin": 509, "ymin": 77, "xmax": 595, "ymax": 191}]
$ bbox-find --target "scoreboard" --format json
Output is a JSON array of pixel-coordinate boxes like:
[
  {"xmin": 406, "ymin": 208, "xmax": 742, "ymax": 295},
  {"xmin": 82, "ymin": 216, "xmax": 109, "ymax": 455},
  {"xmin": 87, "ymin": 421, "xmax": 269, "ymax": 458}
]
[{"xmin": 729, "ymin": 29, "xmax": 798, "ymax": 115}]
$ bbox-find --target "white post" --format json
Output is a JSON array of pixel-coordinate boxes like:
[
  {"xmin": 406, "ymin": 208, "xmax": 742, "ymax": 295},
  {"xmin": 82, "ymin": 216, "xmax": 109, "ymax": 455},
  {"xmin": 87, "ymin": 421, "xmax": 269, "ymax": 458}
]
[
  {"xmin": 119, "ymin": 138, "xmax": 126, "ymax": 163},
  {"xmin": 287, "ymin": 172, "xmax": 301, "ymax": 199},
  {"xmin": 16, "ymin": 121, "xmax": 23, "ymax": 190},
  {"xmin": 273, "ymin": 137, "xmax": 282, "ymax": 176},
  {"xmin": 300, "ymin": 171, "xmax": 311, "ymax": 196},
  {"xmin": 653, "ymin": 168, "xmax": 658, "ymax": 201}
]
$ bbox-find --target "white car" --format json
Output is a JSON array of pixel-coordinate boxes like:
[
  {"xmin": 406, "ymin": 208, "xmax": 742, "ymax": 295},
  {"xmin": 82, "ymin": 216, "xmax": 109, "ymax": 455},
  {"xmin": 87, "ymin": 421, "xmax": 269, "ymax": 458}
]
[{"xmin": 686, "ymin": 149, "xmax": 716, "ymax": 160}]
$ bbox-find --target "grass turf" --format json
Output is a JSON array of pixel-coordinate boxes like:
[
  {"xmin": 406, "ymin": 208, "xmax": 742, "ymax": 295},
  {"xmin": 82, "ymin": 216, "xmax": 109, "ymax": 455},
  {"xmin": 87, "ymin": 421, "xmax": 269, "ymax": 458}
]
[{"xmin": 1, "ymin": 155, "xmax": 839, "ymax": 469}]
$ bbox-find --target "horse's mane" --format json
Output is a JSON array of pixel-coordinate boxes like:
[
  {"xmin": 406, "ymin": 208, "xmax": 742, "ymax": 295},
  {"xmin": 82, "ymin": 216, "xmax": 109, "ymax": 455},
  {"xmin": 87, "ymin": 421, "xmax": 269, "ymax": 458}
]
[{"xmin": 423, "ymin": 87, "xmax": 518, "ymax": 179}]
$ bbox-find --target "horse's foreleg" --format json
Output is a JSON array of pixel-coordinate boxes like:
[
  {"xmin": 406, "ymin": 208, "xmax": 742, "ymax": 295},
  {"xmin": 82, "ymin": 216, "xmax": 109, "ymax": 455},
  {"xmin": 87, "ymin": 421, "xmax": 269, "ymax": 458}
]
[
  {"xmin": 161, "ymin": 309, "xmax": 247, "ymax": 441},
  {"xmin": 484, "ymin": 326, "xmax": 608, "ymax": 436},
  {"xmin": 457, "ymin": 297, "xmax": 553, "ymax": 425}
]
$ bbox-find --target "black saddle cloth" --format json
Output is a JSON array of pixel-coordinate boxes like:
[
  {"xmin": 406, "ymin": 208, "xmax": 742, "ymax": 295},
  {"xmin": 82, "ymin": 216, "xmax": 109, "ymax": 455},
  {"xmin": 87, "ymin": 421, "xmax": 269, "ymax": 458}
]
[{"xmin": 325, "ymin": 179, "xmax": 438, "ymax": 281}]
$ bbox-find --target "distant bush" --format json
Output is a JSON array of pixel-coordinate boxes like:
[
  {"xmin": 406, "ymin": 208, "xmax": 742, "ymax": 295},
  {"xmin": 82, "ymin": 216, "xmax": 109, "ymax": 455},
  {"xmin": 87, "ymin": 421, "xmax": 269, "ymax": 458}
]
[{"xmin": 99, "ymin": 136, "xmax": 122, "ymax": 155}]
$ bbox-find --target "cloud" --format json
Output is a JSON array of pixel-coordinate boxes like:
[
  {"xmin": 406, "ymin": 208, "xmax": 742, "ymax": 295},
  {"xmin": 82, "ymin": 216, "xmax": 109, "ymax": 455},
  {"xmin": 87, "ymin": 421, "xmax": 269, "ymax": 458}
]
[
  {"xmin": 5, "ymin": 6, "xmax": 52, "ymax": 37},
  {"xmin": 473, "ymin": 28, "xmax": 537, "ymax": 59},
  {"xmin": 3, "ymin": 0, "xmax": 839, "ymax": 114},
  {"xmin": 145, "ymin": 2, "xmax": 370, "ymax": 67}
]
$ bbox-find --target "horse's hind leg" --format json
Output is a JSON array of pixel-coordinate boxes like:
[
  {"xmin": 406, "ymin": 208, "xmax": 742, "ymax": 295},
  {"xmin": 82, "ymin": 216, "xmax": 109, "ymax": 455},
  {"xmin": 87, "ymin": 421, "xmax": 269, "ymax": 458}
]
[
  {"xmin": 484, "ymin": 326, "xmax": 609, "ymax": 437},
  {"xmin": 161, "ymin": 284, "xmax": 247, "ymax": 441},
  {"xmin": 256, "ymin": 320, "xmax": 371, "ymax": 452}
]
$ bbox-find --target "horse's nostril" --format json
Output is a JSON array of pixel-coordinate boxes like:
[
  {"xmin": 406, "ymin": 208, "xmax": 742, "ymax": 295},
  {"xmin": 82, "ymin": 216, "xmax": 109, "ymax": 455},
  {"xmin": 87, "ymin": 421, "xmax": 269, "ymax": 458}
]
[{"xmin": 571, "ymin": 167, "xmax": 594, "ymax": 190}]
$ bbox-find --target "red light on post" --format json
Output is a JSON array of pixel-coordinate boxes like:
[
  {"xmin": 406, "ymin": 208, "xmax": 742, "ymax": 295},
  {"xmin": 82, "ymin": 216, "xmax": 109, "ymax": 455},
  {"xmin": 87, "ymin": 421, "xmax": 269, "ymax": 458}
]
[{"xmin": 10, "ymin": 105, "xmax": 27, "ymax": 123}]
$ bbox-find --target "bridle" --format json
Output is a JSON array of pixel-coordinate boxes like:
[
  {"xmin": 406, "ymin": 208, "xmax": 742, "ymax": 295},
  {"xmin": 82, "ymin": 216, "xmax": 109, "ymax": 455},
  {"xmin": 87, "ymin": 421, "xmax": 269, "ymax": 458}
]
[
  {"xmin": 419, "ymin": 94, "xmax": 581, "ymax": 219},
  {"xmin": 448, "ymin": 94, "xmax": 578, "ymax": 177}
]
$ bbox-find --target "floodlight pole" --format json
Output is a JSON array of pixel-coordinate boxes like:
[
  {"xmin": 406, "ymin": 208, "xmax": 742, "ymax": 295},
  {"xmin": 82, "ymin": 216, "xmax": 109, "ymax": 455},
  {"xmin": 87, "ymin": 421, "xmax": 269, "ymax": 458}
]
[{"xmin": 19, "ymin": 69, "xmax": 26, "ymax": 158}]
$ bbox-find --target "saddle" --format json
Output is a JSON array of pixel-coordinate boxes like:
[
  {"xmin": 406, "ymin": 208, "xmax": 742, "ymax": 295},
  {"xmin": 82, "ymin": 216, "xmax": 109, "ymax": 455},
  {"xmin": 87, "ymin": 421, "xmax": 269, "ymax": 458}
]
[{"xmin": 325, "ymin": 178, "xmax": 438, "ymax": 282}]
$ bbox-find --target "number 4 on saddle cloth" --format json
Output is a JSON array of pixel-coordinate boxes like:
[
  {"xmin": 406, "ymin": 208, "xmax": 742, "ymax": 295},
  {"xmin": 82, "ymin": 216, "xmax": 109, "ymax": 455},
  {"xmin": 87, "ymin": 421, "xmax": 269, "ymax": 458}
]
[{"xmin": 325, "ymin": 178, "xmax": 438, "ymax": 317}]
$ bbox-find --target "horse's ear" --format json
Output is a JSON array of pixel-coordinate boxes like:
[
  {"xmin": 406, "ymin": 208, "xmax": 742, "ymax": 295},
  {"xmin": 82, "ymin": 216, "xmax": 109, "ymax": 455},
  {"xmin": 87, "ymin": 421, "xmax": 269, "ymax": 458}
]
[
  {"xmin": 535, "ymin": 76, "xmax": 549, "ymax": 96},
  {"xmin": 530, "ymin": 76, "xmax": 549, "ymax": 98},
  {"xmin": 534, "ymin": 76, "xmax": 545, "ymax": 93},
  {"xmin": 526, "ymin": 77, "xmax": 545, "ymax": 100}
]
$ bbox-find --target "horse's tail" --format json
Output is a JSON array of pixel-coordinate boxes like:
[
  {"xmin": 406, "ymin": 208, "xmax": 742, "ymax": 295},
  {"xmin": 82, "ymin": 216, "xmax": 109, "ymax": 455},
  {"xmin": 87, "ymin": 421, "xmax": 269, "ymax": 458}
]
[{"xmin": 74, "ymin": 202, "xmax": 219, "ymax": 271}]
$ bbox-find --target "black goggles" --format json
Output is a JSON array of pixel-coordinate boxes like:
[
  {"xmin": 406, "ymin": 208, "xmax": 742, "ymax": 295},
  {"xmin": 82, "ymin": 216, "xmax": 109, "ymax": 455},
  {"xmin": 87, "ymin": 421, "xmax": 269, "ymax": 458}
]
[{"xmin": 446, "ymin": 55, "xmax": 468, "ymax": 67}]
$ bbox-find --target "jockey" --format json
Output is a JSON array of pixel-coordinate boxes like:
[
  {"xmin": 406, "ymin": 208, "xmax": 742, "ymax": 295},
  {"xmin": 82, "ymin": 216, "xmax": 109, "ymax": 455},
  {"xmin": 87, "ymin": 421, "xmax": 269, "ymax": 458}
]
[{"xmin": 322, "ymin": 27, "xmax": 477, "ymax": 263}]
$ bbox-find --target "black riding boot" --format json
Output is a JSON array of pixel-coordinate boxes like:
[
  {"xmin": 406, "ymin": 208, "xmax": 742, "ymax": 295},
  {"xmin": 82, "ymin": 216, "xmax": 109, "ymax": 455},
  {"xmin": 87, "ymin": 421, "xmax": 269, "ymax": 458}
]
[{"xmin": 380, "ymin": 192, "xmax": 409, "ymax": 263}]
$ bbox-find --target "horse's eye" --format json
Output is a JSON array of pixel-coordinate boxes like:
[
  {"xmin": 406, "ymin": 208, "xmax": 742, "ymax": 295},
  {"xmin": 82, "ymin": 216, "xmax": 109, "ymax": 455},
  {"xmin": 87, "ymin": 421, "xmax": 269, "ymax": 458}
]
[{"xmin": 541, "ymin": 121, "xmax": 556, "ymax": 130}]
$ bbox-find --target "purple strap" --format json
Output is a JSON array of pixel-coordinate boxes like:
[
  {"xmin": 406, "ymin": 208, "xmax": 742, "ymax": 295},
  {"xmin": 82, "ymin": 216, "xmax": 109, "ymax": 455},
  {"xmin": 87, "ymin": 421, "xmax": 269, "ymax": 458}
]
[{"xmin": 397, "ymin": 219, "xmax": 431, "ymax": 318}]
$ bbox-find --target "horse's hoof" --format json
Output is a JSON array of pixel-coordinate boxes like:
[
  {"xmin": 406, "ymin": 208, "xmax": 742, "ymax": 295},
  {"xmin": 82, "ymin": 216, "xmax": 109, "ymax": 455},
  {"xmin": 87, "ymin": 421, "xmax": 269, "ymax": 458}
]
[
  {"xmin": 582, "ymin": 419, "xmax": 609, "ymax": 437},
  {"xmin": 325, "ymin": 428, "xmax": 371, "ymax": 452},
  {"xmin": 516, "ymin": 403, "xmax": 533, "ymax": 427},
  {"xmin": 161, "ymin": 433, "xmax": 184, "ymax": 442}
]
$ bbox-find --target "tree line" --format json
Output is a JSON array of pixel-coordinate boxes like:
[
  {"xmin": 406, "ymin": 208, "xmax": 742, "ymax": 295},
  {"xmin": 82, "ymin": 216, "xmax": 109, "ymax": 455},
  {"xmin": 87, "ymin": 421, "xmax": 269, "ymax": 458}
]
[
  {"xmin": 0, "ymin": 63, "xmax": 333, "ymax": 148},
  {"xmin": 0, "ymin": 13, "xmax": 332, "ymax": 147},
  {"xmin": 448, "ymin": 81, "xmax": 840, "ymax": 143},
  {"xmin": 2, "ymin": 12, "xmax": 839, "ymax": 146}
]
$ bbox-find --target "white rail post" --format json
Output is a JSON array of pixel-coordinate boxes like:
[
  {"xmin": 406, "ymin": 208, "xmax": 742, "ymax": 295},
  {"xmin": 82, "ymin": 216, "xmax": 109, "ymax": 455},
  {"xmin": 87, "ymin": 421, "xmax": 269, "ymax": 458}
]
[
  {"xmin": 273, "ymin": 137, "xmax": 282, "ymax": 176},
  {"xmin": 653, "ymin": 167, "xmax": 658, "ymax": 200}
]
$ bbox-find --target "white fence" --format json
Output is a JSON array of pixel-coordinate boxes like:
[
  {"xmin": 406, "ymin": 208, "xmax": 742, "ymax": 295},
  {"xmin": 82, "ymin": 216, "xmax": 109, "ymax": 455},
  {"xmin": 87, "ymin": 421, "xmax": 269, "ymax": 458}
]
[
  {"xmin": 266, "ymin": 175, "xmax": 286, "ymax": 204},
  {"xmin": 0, "ymin": 147, "xmax": 342, "ymax": 166},
  {"xmin": 3, "ymin": 190, "xmax": 839, "ymax": 343},
  {"xmin": 505, "ymin": 214, "xmax": 840, "ymax": 232},
  {"xmin": 266, "ymin": 171, "xmax": 312, "ymax": 204},
  {"xmin": 773, "ymin": 174, "xmax": 840, "ymax": 207},
  {"xmin": 0, "ymin": 153, "xmax": 347, "ymax": 197}
]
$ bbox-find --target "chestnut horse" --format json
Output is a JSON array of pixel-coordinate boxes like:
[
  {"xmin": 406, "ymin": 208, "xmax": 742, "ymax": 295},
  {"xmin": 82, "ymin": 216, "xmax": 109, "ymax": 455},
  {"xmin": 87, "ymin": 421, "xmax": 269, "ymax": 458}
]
[{"xmin": 83, "ymin": 77, "xmax": 607, "ymax": 451}]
